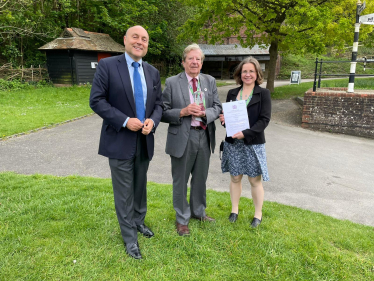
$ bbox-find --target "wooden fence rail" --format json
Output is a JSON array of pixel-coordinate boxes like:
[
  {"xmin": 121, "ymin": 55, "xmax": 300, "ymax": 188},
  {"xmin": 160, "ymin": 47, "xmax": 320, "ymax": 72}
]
[{"xmin": 0, "ymin": 64, "xmax": 49, "ymax": 82}]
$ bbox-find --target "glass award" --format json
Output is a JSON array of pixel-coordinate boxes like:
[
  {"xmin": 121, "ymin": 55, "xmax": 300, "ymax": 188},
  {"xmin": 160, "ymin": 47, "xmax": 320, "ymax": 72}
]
[{"xmin": 193, "ymin": 91, "xmax": 205, "ymax": 121}]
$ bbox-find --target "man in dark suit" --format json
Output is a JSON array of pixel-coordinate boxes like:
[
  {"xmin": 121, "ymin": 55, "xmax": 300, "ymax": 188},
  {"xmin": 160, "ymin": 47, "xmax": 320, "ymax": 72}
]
[
  {"xmin": 161, "ymin": 44, "xmax": 222, "ymax": 236},
  {"xmin": 90, "ymin": 25, "xmax": 163, "ymax": 259}
]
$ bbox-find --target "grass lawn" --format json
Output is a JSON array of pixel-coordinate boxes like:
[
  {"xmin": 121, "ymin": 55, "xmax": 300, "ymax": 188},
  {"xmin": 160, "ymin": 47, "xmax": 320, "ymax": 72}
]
[
  {"xmin": 1, "ymin": 172, "xmax": 374, "ymax": 280},
  {"xmin": 216, "ymin": 81, "xmax": 234, "ymax": 87},
  {"xmin": 0, "ymin": 86, "xmax": 93, "ymax": 138},
  {"xmin": 272, "ymin": 78, "xmax": 374, "ymax": 99},
  {"xmin": 0, "ymin": 81, "xmax": 234, "ymax": 138},
  {"xmin": 1, "ymin": 78, "xmax": 371, "ymax": 137},
  {"xmin": 161, "ymin": 78, "xmax": 232, "ymax": 88},
  {"xmin": 277, "ymin": 52, "xmax": 374, "ymax": 79}
]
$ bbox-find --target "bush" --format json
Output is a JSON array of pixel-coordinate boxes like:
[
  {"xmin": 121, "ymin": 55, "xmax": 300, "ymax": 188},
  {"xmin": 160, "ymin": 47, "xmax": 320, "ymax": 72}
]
[
  {"xmin": 0, "ymin": 79, "xmax": 29, "ymax": 91},
  {"xmin": 0, "ymin": 79, "xmax": 53, "ymax": 91}
]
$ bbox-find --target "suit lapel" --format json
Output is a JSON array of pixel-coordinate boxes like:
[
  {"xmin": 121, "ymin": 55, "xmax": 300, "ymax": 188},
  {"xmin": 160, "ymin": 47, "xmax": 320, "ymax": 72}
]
[
  {"xmin": 199, "ymin": 74, "xmax": 210, "ymax": 107},
  {"xmin": 229, "ymin": 87, "xmax": 241, "ymax": 101},
  {"xmin": 116, "ymin": 54, "xmax": 136, "ymax": 116},
  {"xmin": 143, "ymin": 62, "xmax": 153, "ymax": 117},
  {"xmin": 247, "ymin": 85, "xmax": 261, "ymax": 107},
  {"xmin": 179, "ymin": 72, "xmax": 191, "ymax": 106}
]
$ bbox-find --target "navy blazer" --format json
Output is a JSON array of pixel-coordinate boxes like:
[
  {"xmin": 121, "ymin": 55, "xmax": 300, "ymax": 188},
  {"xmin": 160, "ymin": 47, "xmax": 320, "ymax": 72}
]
[
  {"xmin": 90, "ymin": 53, "xmax": 163, "ymax": 160},
  {"xmin": 224, "ymin": 84, "xmax": 271, "ymax": 145}
]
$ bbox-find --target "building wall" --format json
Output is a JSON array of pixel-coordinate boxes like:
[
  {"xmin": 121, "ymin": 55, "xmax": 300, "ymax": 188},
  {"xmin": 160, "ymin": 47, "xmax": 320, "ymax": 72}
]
[
  {"xmin": 202, "ymin": 60, "xmax": 269, "ymax": 80},
  {"xmin": 74, "ymin": 51, "xmax": 99, "ymax": 84},
  {"xmin": 45, "ymin": 50, "xmax": 121, "ymax": 85},
  {"xmin": 46, "ymin": 50, "xmax": 76, "ymax": 84},
  {"xmin": 98, "ymin": 52, "xmax": 111, "ymax": 61},
  {"xmin": 302, "ymin": 88, "xmax": 374, "ymax": 138}
]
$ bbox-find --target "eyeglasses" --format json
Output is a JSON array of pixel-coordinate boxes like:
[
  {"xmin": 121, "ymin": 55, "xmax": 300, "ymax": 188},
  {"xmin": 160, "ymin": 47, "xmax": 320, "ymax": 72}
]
[{"xmin": 242, "ymin": 70, "xmax": 256, "ymax": 75}]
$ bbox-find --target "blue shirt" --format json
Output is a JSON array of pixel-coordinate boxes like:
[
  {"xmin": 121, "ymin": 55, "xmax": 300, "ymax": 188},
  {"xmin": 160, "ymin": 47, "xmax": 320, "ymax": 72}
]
[{"xmin": 123, "ymin": 52, "xmax": 148, "ymax": 127}]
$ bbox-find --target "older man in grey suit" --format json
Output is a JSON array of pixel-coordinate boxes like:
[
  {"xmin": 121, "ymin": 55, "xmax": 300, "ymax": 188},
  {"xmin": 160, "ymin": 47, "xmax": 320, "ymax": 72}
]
[{"xmin": 161, "ymin": 44, "xmax": 222, "ymax": 236}]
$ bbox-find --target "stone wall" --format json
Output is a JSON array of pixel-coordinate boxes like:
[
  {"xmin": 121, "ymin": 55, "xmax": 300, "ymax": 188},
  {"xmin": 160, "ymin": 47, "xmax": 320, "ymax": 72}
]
[{"xmin": 302, "ymin": 88, "xmax": 374, "ymax": 138}]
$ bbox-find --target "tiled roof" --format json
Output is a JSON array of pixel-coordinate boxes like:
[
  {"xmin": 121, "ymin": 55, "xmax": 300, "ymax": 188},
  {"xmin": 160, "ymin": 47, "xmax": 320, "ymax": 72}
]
[
  {"xmin": 39, "ymin": 27, "xmax": 126, "ymax": 53},
  {"xmin": 199, "ymin": 44, "xmax": 269, "ymax": 56}
]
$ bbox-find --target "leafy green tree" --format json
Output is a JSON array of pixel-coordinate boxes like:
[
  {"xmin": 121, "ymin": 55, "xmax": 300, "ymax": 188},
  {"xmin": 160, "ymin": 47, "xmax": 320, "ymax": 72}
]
[
  {"xmin": 0, "ymin": 0, "xmax": 194, "ymax": 70},
  {"xmin": 179, "ymin": 0, "xmax": 374, "ymax": 93}
]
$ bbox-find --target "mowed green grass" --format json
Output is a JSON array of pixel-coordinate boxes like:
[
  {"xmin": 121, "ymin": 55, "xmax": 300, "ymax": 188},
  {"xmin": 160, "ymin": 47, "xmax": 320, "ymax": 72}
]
[
  {"xmin": 0, "ymin": 81, "xmax": 230, "ymax": 138},
  {"xmin": 272, "ymin": 78, "xmax": 374, "ymax": 99},
  {"xmin": 277, "ymin": 53, "xmax": 374, "ymax": 79},
  {"xmin": 1, "ymin": 172, "xmax": 373, "ymax": 280},
  {"xmin": 0, "ymin": 86, "xmax": 93, "ymax": 138},
  {"xmin": 1, "ymin": 77, "xmax": 372, "ymax": 137}
]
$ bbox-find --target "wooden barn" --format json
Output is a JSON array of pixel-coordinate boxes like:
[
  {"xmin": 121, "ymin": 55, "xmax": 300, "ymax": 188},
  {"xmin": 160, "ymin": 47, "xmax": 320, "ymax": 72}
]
[
  {"xmin": 39, "ymin": 27, "xmax": 125, "ymax": 85},
  {"xmin": 199, "ymin": 44, "xmax": 280, "ymax": 80}
]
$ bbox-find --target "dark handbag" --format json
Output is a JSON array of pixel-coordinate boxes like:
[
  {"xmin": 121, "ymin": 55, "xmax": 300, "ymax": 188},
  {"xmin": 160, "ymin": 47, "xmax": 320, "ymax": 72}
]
[{"xmin": 219, "ymin": 140, "xmax": 224, "ymax": 160}]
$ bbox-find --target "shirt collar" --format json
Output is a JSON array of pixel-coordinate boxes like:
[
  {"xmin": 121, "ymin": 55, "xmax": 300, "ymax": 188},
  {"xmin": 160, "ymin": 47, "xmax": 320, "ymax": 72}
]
[
  {"xmin": 125, "ymin": 52, "xmax": 143, "ymax": 68},
  {"xmin": 185, "ymin": 72, "xmax": 199, "ymax": 83}
]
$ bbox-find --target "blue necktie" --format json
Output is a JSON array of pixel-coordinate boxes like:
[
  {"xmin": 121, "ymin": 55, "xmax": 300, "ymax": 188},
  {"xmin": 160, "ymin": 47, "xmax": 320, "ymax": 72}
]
[{"xmin": 132, "ymin": 62, "xmax": 145, "ymax": 122}]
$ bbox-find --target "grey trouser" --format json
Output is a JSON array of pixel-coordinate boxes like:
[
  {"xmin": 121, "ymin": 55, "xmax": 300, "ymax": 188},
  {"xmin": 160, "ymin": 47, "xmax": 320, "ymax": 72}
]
[
  {"xmin": 109, "ymin": 133, "xmax": 149, "ymax": 244},
  {"xmin": 171, "ymin": 128, "xmax": 211, "ymax": 225}
]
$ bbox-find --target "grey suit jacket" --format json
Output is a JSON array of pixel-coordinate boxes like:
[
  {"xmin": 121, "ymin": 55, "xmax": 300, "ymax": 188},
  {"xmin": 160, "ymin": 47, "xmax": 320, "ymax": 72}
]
[{"xmin": 161, "ymin": 72, "xmax": 222, "ymax": 158}]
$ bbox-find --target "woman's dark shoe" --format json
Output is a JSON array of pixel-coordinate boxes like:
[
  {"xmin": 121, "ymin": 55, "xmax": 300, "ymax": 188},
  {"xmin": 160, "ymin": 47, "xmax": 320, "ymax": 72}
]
[
  {"xmin": 228, "ymin": 213, "xmax": 238, "ymax": 223},
  {"xmin": 250, "ymin": 217, "xmax": 262, "ymax": 228}
]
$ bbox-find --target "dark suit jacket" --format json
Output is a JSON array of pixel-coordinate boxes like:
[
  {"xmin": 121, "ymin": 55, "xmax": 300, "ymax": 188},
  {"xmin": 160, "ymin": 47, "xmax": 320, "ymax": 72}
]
[
  {"xmin": 224, "ymin": 84, "xmax": 271, "ymax": 145},
  {"xmin": 89, "ymin": 53, "xmax": 163, "ymax": 160}
]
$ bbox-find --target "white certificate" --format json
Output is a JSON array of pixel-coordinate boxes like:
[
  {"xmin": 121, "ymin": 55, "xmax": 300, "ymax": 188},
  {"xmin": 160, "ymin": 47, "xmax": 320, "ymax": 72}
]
[{"xmin": 222, "ymin": 100, "xmax": 250, "ymax": 137}]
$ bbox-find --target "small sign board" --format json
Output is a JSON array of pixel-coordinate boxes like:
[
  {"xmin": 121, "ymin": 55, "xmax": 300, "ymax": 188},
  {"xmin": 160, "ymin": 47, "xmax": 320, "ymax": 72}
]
[
  {"xmin": 358, "ymin": 1, "xmax": 366, "ymax": 16},
  {"xmin": 290, "ymin": 71, "xmax": 301, "ymax": 85},
  {"xmin": 91, "ymin": 62, "xmax": 98, "ymax": 69},
  {"xmin": 360, "ymin": 13, "xmax": 374, "ymax": 25}
]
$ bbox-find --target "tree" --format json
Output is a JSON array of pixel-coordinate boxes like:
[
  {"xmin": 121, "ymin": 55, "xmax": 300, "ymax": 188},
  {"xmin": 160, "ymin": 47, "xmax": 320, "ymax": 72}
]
[
  {"xmin": 0, "ymin": 0, "xmax": 194, "ymax": 69},
  {"xmin": 179, "ymin": 0, "xmax": 374, "ymax": 93}
]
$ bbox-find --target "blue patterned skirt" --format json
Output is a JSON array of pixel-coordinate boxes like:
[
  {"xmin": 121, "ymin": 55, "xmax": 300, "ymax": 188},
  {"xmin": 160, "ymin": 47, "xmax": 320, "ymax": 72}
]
[{"xmin": 221, "ymin": 140, "xmax": 269, "ymax": 181}]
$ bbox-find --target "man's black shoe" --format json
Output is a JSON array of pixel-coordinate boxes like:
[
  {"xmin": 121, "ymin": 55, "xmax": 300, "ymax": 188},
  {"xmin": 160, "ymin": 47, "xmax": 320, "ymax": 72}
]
[
  {"xmin": 137, "ymin": 224, "xmax": 154, "ymax": 238},
  {"xmin": 126, "ymin": 242, "xmax": 142, "ymax": 259}
]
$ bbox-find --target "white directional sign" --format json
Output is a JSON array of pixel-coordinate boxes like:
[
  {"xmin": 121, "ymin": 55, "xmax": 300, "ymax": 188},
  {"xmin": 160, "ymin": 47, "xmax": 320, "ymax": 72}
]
[{"xmin": 359, "ymin": 13, "xmax": 374, "ymax": 25}]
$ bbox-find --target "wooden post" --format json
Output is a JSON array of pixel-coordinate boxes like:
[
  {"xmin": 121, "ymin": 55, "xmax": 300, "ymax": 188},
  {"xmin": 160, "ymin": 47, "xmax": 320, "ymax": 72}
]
[
  {"xmin": 21, "ymin": 65, "xmax": 23, "ymax": 81},
  {"xmin": 31, "ymin": 65, "xmax": 34, "ymax": 81}
]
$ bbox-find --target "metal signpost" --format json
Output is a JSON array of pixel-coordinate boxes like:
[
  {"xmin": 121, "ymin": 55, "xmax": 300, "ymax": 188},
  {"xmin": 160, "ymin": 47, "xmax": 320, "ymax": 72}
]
[{"xmin": 348, "ymin": 0, "xmax": 373, "ymax": 93}]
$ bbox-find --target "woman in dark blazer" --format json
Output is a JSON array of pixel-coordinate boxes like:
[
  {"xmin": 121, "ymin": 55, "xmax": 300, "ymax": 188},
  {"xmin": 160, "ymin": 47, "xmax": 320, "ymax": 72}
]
[{"xmin": 219, "ymin": 57, "xmax": 271, "ymax": 228}]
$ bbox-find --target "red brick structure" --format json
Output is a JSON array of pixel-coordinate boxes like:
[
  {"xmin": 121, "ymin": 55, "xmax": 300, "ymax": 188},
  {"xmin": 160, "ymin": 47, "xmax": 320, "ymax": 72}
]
[{"xmin": 302, "ymin": 88, "xmax": 374, "ymax": 138}]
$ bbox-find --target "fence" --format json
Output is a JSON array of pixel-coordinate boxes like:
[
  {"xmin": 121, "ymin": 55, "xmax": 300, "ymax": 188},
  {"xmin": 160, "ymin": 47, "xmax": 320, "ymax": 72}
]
[
  {"xmin": 313, "ymin": 58, "xmax": 374, "ymax": 91},
  {"xmin": 0, "ymin": 63, "xmax": 49, "ymax": 82}
]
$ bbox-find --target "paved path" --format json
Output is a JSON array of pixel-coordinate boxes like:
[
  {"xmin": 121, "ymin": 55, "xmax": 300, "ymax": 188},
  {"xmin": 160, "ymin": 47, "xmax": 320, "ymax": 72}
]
[{"xmin": 1, "ymin": 81, "xmax": 374, "ymax": 227}]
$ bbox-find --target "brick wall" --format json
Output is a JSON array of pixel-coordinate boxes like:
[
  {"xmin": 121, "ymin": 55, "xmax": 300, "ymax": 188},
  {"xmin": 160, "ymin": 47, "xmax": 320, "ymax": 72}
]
[{"xmin": 302, "ymin": 88, "xmax": 374, "ymax": 138}]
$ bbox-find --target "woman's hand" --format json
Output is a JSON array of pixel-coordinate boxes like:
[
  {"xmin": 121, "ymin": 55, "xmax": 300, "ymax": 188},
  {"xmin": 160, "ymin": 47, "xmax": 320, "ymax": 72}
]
[
  {"xmin": 232, "ymin": 131, "xmax": 244, "ymax": 139},
  {"xmin": 219, "ymin": 111, "xmax": 225, "ymax": 125}
]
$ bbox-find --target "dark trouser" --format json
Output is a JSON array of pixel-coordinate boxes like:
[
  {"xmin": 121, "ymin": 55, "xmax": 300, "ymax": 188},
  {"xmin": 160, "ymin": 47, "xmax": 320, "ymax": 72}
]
[
  {"xmin": 109, "ymin": 133, "xmax": 149, "ymax": 245},
  {"xmin": 171, "ymin": 128, "xmax": 211, "ymax": 225}
]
